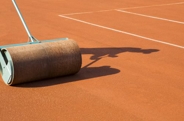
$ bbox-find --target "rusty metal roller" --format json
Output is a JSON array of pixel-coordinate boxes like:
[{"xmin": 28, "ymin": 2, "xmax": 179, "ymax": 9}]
[
  {"xmin": 0, "ymin": 0, "xmax": 82, "ymax": 85},
  {"xmin": 0, "ymin": 39, "xmax": 81, "ymax": 85}
]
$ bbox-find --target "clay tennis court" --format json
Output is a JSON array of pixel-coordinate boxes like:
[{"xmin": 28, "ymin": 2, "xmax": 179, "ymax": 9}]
[{"xmin": 0, "ymin": 0, "xmax": 184, "ymax": 120}]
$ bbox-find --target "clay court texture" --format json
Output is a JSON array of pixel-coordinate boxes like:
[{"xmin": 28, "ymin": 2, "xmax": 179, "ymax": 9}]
[{"xmin": 0, "ymin": 0, "xmax": 184, "ymax": 120}]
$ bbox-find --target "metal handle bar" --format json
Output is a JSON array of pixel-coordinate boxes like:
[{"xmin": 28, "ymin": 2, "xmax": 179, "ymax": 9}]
[{"xmin": 12, "ymin": 0, "xmax": 38, "ymax": 42}]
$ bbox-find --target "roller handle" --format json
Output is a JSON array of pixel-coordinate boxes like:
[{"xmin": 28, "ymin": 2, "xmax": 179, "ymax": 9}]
[{"xmin": 12, "ymin": 0, "xmax": 38, "ymax": 42}]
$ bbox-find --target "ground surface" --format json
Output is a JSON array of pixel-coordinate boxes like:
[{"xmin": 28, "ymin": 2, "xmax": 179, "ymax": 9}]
[{"xmin": 0, "ymin": 0, "xmax": 184, "ymax": 121}]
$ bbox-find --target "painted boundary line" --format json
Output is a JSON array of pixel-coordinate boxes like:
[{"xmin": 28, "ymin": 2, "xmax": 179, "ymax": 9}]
[
  {"xmin": 61, "ymin": 10, "xmax": 113, "ymax": 16},
  {"xmin": 61, "ymin": 2, "xmax": 184, "ymax": 16},
  {"xmin": 121, "ymin": 2, "xmax": 184, "ymax": 10},
  {"xmin": 116, "ymin": 10, "xmax": 184, "ymax": 25},
  {"xmin": 59, "ymin": 15, "xmax": 184, "ymax": 49}
]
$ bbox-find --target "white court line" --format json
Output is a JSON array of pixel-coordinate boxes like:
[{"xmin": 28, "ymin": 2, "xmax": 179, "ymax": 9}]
[
  {"xmin": 61, "ymin": 2, "xmax": 184, "ymax": 16},
  {"xmin": 61, "ymin": 10, "xmax": 113, "ymax": 16},
  {"xmin": 121, "ymin": 2, "xmax": 184, "ymax": 10},
  {"xmin": 59, "ymin": 15, "xmax": 184, "ymax": 49},
  {"xmin": 116, "ymin": 10, "xmax": 184, "ymax": 25}
]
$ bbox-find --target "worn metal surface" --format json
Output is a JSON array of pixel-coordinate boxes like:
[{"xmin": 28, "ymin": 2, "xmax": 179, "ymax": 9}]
[{"xmin": 1, "ymin": 39, "xmax": 81, "ymax": 85}]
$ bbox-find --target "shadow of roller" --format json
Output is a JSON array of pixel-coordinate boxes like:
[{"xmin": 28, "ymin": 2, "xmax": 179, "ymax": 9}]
[
  {"xmin": 16, "ymin": 47, "xmax": 159, "ymax": 88},
  {"xmin": 17, "ymin": 66, "xmax": 120, "ymax": 87}
]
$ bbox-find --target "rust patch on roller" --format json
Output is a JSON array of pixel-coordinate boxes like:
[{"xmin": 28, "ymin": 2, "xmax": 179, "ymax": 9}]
[{"xmin": 6, "ymin": 39, "xmax": 82, "ymax": 85}]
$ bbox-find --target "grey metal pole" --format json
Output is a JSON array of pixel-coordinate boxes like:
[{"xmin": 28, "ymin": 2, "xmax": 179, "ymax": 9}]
[{"xmin": 12, "ymin": 0, "xmax": 37, "ymax": 42}]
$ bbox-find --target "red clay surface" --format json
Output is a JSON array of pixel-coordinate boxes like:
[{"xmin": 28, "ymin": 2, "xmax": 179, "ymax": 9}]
[{"xmin": 0, "ymin": 0, "xmax": 184, "ymax": 121}]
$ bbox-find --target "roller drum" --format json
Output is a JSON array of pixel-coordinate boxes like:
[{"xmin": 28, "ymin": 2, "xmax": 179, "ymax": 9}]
[{"xmin": 0, "ymin": 39, "xmax": 82, "ymax": 85}]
